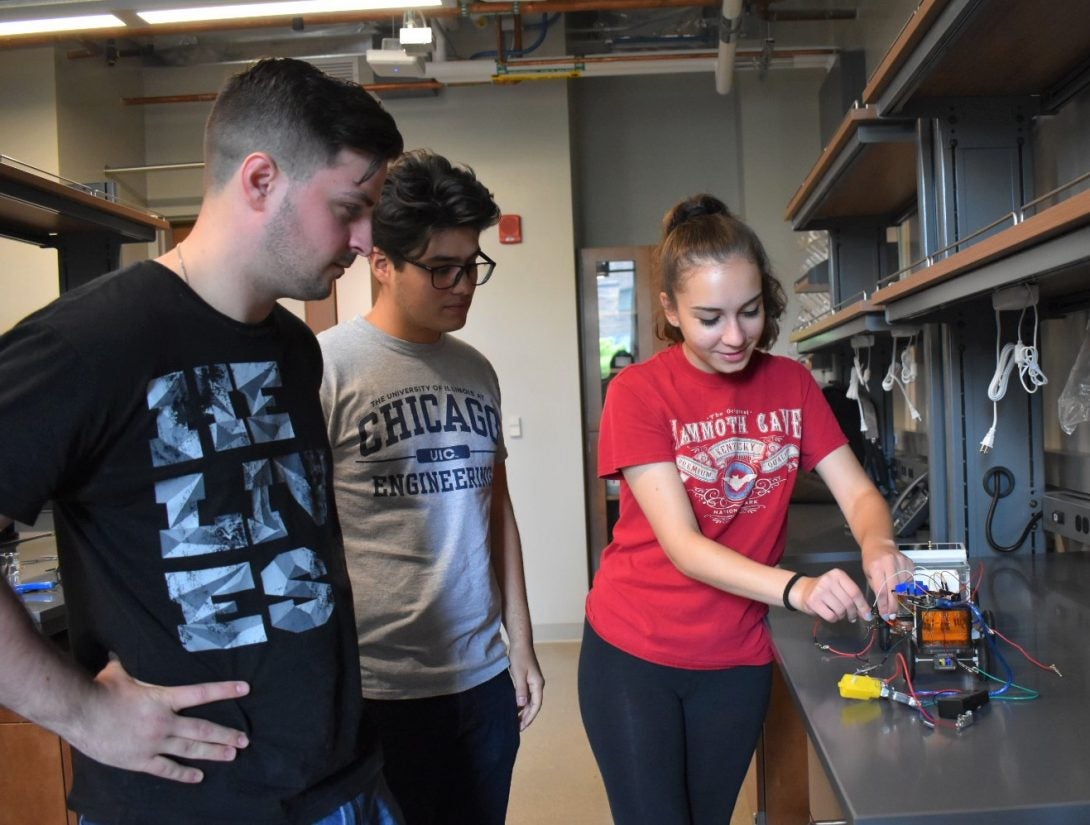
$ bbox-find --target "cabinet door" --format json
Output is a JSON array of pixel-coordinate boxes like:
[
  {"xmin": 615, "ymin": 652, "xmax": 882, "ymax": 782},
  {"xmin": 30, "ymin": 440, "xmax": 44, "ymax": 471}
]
[{"xmin": 0, "ymin": 707, "xmax": 77, "ymax": 825}]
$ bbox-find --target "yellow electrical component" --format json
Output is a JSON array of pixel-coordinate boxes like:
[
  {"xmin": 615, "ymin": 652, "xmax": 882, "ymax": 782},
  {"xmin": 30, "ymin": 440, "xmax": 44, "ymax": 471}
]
[{"xmin": 838, "ymin": 673, "xmax": 885, "ymax": 700}]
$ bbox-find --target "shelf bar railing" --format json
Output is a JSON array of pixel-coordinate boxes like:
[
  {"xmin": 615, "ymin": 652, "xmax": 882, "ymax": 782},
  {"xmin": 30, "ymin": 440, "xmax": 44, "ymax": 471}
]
[{"xmin": 875, "ymin": 169, "xmax": 1090, "ymax": 290}]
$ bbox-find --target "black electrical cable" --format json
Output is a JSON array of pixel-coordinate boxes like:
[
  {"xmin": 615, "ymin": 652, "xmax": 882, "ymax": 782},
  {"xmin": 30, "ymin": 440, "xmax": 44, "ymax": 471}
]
[{"xmin": 983, "ymin": 466, "xmax": 1043, "ymax": 553}]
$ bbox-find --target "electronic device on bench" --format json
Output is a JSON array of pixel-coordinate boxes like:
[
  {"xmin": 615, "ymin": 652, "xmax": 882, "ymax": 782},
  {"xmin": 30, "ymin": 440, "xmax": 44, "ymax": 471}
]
[{"xmin": 877, "ymin": 542, "xmax": 993, "ymax": 680}]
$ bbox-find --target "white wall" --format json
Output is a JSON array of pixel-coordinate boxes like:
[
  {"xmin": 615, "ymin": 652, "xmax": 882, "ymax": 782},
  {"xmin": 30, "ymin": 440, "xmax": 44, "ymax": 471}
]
[
  {"xmin": 142, "ymin": 61, "xmax": 230, "ymax": 220},
  {"xmin": 569, "ymin": 72, "xmax": 744, "ymax": 249},
  {"xmin": 735, "ymin": 69, "xmax": 827, "ymax": 358},
  {"xmin": 377, "ymin": 82, "xmax": 588, "ymax": 639},
  {"xmin": 0, "ymin": 48, "xmax": 60, "ymax": 332},
  {"xmin": 55, "ymin": 54, "xmax": 147, "ymax": 201},
  {"xmin": 55, "ymin": 52, "xmax": 155, "ymax": 268}
]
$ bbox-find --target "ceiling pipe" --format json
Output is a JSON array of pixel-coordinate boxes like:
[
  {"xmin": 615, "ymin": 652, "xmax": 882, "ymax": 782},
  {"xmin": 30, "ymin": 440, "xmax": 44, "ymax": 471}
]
[
  {"xmin": 495, "ymin": 14, "xmax": 506, "ymax": 63},
  {"xmin": 434, "ymin": 44, "xmax": 835, "ymax": 84},
  {"xmin": 715, "ymin": 0, "xmax": 743, "ymax": 95},
  {"xmin": 116, "ymin": 46, "xmax": 837, "ymax": 102},
  {"xmin": 0, "ymin": 0, "xmax": 718, "ymax": 50},
  {"xmin": 121, "ymin": 77, "xmax": 444, "ymax": 104},
  {"xmin": 512, "ymin": 10, "xmax": 523, "ymax": 53}
]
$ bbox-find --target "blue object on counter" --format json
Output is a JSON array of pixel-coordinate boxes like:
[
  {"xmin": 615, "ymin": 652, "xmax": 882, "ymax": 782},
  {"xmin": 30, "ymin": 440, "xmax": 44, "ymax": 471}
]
[{"xmin": 14, "ymin": 581, "xmax": 58, "ymax": 594}]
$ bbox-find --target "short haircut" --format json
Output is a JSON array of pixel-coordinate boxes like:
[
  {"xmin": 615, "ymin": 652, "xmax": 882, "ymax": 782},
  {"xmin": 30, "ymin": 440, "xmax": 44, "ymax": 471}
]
[
  {"xmin": 373, "ymin": 149, "xmax": 500, "ymax": 264},
  {"xmin": 204, "ymin": 57, "xmax": 403, "ymax": 190},
  {"xmin": 655, "ymin": 193, "xmax": 787, "ymax": 349}
]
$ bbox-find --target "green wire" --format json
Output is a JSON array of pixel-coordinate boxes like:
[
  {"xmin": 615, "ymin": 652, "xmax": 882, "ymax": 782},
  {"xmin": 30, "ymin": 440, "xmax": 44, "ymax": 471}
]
[{"xmin": 973, "ymin": 667, "xmax": 1040, "ymax": 699}]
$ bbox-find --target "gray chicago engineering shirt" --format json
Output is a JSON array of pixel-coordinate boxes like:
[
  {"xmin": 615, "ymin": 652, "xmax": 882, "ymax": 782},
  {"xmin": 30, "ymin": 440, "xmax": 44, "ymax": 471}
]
[{"xmin": 319, "ymin": 315, "xmax": 509, "ymax": 699}]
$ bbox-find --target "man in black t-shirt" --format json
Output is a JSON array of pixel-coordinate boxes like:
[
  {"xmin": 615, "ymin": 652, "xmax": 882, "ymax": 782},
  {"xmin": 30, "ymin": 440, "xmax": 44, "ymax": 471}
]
[{"xmin": 0, "ymin": 58, "xmax": 404, "ymax": 825}]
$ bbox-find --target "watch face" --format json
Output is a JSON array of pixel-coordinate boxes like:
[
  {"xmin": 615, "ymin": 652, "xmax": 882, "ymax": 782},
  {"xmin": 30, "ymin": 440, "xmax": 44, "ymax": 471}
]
[{"xmin": 917, "ymin": 606, "xmax": 972, "ymax": 649}]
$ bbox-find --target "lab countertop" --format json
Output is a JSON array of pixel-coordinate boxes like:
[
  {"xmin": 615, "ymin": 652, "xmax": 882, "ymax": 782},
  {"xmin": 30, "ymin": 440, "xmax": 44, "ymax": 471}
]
[
  {"xmin": 769, "ymin": 551, "xmax": 1090, "ymax": 825},
  {"xmin": 5, "ymin": 532, "xmax": 66, "ymax": 637}
]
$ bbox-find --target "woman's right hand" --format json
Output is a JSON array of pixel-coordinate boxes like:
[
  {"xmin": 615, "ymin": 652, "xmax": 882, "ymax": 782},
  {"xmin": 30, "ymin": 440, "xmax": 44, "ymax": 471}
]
[{"xmin": 788, "ymin": 568, "xmax": 873, "ymax": 623}]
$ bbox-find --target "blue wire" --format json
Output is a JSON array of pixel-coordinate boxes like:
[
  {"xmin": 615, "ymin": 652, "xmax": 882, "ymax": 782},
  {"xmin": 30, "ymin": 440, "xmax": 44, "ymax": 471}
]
[
  {"xmin": 470, "ymin": 13, "xmax": 558, "ymax": 60},
  {"xmin": 988, "ymin": 635, "xmax": 1015, "ymax": 696},
  {"xmin": 964, "ymin": 601, "xmax": 1015, "ymax": 696}
]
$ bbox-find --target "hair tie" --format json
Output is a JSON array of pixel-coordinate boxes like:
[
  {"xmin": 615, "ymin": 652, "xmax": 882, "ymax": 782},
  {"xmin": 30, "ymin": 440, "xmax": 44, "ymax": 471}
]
[{"xmin": 667, "ymin": 196, "xmax": 730, "ymax": 234}]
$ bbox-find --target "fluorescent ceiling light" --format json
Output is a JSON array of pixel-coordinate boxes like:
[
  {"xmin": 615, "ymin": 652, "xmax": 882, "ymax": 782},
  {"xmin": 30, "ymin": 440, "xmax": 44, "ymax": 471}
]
[
  {"xmin": 138, "ymin": 0, "xmax": 438, "ymax": 24},
  {"xmin": 399, "ymin": 24, "xmax": 432, "ymax": 45},
  {"xmin": 0, "ymin": 14, "xmax": 123, "ymax": 35}
]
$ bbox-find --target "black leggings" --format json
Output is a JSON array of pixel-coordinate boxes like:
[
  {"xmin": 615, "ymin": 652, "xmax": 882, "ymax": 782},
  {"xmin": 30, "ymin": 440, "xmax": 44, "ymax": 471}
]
[{"xmin": 577, "ymin": 622, "xmax": 771, "ymax": 825}]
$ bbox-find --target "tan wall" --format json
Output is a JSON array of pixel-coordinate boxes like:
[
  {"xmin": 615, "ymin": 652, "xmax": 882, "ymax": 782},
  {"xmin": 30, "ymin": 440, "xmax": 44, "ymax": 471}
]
[{"xmin": 0, "ymin": 48, "xmax": 61, "ymax": 332}]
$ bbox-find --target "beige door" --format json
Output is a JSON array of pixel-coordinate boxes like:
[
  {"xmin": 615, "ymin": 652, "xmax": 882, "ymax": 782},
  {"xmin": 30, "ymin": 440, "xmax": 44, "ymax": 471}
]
[{"xmin": 579, "ymin": 245, "xmax": 666, "ymax": 579}]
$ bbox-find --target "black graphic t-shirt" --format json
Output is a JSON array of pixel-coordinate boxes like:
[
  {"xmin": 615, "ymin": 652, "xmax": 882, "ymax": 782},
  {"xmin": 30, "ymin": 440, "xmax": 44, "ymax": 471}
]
[{"xmin": 0, "ymin": 262, "xmax": 378, "ymax": 824}]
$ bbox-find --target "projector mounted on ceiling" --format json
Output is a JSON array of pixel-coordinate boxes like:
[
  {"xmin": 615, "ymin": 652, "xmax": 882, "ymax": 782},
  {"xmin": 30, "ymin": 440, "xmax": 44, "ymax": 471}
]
[{"xmin": 366, "ymin": 37, "xmax": 426, "ymax": 78}]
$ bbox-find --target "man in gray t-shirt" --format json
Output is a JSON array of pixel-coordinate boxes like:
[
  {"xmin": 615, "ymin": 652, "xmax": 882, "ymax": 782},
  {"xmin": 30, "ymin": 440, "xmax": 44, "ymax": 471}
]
[{"xmin": 318, "ymin": 149, "xmax": 543, "ymax": 825}]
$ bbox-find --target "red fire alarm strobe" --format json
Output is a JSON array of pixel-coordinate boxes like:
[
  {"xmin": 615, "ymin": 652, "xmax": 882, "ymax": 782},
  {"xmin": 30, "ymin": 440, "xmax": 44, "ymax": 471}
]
[{"xmin": 498, "ymin": 214, "xmax": 522, "ymax": 244}]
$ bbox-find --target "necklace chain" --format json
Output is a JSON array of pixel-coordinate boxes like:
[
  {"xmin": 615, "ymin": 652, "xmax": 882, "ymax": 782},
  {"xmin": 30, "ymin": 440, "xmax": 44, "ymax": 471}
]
[{"xmin": 176, "ymin": 243, "xmax": 191, "ymax": 285}]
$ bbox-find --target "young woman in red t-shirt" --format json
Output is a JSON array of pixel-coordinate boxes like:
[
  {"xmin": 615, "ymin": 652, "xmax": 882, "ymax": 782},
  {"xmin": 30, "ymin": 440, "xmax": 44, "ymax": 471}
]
[{"xmin": 578, "ymin": 194, "xmax": 910, "ymax": 824}]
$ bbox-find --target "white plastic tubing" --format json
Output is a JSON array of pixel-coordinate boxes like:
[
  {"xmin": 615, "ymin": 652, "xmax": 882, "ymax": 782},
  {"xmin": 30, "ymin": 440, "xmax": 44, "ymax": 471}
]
[{"xmin": 715, "ymin": 0, "xmax": 744, "ymax": 95}]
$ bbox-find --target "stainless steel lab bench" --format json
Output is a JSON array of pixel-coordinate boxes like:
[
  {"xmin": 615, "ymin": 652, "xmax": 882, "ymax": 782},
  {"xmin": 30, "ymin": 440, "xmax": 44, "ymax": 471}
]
[{"xmin": 762, "ymin": 551, "xmax": 1090, "ymax": 825}]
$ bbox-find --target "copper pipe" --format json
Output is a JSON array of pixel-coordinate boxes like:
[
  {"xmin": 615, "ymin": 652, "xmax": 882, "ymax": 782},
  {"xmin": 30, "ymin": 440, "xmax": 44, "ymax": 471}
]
[
  {"xmin": 123, "ymin": 93, "xmax": 219, "ymax": 105},
  {"xmin": 513, "ymin": 12, "xmax": 524, "ymax": 53},
  {"xmin": 765, "ymin": 10, "xmax": 855, "ymax": 21},
  {"xmin": 495, "ymin": 15, "xmax": 506, "ymax": 63},
  {"xmin": 123, "ymin": 79, "xmax": 444, "ymax": 105},
  {"xmin": 365, "ymin": 79, "xmax": 443, "ymax": 93},
  {"xmin": 509, "ymin": 50, "xmax": 715, "ymax": 66}
]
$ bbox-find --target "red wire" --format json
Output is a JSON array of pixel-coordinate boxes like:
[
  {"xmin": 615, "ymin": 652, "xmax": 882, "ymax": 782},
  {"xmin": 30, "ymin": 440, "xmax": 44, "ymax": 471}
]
[
  {"xmin": 894, "ymin": 652, "xmax": 952, "ymax": 728},
  {"xmin": 970, "ymin": 560, "xmax": 985, "ymax": 601},
  {"xmin": 812, "ymin": 621, "xmax": 877, "ymax": 658},
  {"xmin": 991, "ymin": 627, "xmax": 1055, "ymax": 672}
]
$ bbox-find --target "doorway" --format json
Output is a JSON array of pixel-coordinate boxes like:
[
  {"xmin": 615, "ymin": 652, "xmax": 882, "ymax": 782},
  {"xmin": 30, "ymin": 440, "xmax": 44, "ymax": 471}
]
[{"xmin": 578, "ymin": 245, "xmax": 665, "ymax": 579}]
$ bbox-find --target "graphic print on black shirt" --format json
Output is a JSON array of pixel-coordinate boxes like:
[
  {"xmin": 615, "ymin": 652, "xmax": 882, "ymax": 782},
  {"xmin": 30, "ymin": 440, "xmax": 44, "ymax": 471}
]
[{"xmin": 147, "ymin": 359, "xmax": 334, "ymax": 652}]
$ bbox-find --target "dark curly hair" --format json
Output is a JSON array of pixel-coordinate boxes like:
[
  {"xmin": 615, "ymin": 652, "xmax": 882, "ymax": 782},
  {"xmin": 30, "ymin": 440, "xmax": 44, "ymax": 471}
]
[
  {"xmin": 373, "ymin": 149, "xmax": 500, "ymax": 263},
  {"xmin": 655, "ymin": 194, "xmax": 787, "ymax": 350}
]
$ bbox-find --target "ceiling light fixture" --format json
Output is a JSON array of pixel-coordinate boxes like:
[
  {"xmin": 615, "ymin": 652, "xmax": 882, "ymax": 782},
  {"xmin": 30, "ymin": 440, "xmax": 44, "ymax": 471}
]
[
  {"xmin": 399, "ymin": 8, "xmax": 432, "ymax": 49},
  {"xmin": 137, "ymin": 0, "xmax": 439, "ymax": 25},
  {"xmin": 0, "ymin": 14, "xmax": 123, "ymax": 36}
]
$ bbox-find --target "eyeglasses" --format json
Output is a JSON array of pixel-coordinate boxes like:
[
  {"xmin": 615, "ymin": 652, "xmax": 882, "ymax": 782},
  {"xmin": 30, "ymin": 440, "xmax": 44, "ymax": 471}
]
[{"xmin": 404, "ymin": 251, "xmax": 496, "ymax": 290}]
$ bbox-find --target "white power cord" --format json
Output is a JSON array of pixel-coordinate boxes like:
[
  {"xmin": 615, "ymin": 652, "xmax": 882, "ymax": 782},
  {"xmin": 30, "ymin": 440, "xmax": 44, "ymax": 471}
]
[
  {"xmin": 881, "ymin": 335, "xmax": 922, "ymax": 421},
  {"xmin": 981, "ymin": 304, "xmax": 1048, "ymax": 453},
  {"xmin": 900, "ymin": 335, "xmax": 918, "ymax": 384},
  {"xmin": 1016, "ymin": 304, "xmax": 1048, "ymax": 394},
  {"xmin": 847, "ymin": 343, "xmax": 872, "ymax": 435}
]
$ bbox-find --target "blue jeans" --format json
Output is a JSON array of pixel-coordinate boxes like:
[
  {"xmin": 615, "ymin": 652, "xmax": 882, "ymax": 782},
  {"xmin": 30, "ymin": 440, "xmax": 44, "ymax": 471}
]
[
  {"xmin": 363, "ymin": 670, "xmax": 520, "ymax": 825},
  {"xmin": 312, "ymin": 785, "xmax": 403, "ymax": 825},
  {"xmin": 78, "ymin": 778, "xmax": 403, "ymax": 825}
]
